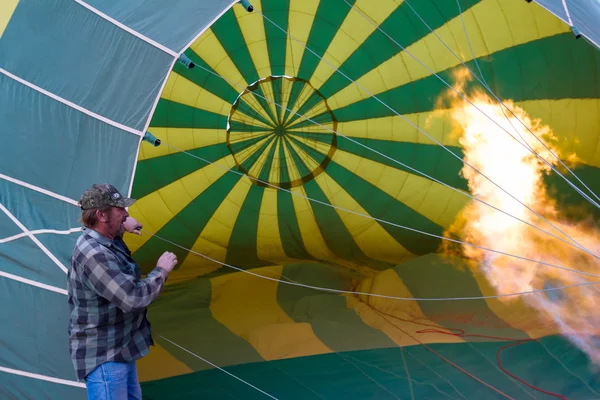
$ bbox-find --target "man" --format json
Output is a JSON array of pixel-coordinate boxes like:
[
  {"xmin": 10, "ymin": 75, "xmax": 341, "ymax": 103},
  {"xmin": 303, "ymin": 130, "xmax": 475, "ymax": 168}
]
[{"xmin": 67, "ymin": 183, "xmax": 178, "ymax": 399}]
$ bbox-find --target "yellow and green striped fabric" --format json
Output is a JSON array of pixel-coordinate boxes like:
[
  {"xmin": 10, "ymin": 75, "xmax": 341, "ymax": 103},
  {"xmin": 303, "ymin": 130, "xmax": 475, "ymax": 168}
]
[{"xmin": 124, "ymin": 0, "xmax": 600, "ymax": 398}]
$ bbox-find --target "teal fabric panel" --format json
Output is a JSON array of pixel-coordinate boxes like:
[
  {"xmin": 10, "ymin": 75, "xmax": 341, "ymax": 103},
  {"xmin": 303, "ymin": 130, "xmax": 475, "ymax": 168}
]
[
  {"xmin": 534, "ymin": 0, "xmax": 568, "ymax": 23},
  {"xmin": 0, "ymin": 279, "xmax": 76, "ymax": 382},
  {"xmin": 140, "ymin": 337, "xmax": 600, "ymax": 399},
  {"xmin": 0, "ymin": 236, "xmax": 68, "ymax": 290},
  {"xmin": 0, "ymin": 212, "xmax": 20, "ymax": 238},
  {"xmin": 0, "ymin": 373, "xmax": 85, "ymax": 400},
  {"xmin": 569, "ymin": 0, "xmax": 600, "ymax": 48},
  {"xmin": 84, "ymin": 0, "xmax": 236, "ymax": 52},
  {"xmin": 0, "ymin": 0, "xmax": 172, "ymax": 130},
  {"xmin": 0, "ymin": 75, "xmax": 139, "ymax": 201}
]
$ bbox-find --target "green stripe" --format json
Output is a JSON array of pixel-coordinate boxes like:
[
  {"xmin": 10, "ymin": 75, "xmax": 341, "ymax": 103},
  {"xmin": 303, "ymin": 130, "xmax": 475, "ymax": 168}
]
[
  {"xmin": 286, "ymin": 136, "xmax": 328, "ymax": 165},
  {"xmin": 238, "ymin": 136, "xmax": 277, "ymax": 172},
  {"xmin": 278, "ymin": 137, "xmax": 290, "ymax": 184},
  {"xmin": 544, "ymin": 164, "xmax": 600, "ymax": 221},
  {"xmin": 228, "ymin": 120, "xmax": 273, "ymax": 133},
  {"xmin": 252, "ymin": 86, "xmax": 279, "ymax": 126},
  {"xmin": 211, "ymin": 11, "xmax": 278, "ymax": 125},
  {"xmin": 302, "ymin": 179, "xmax": 390, "ymax": 269},
  {"xmin": 281, "ymin": 0, "xmax": 356, "ymax": 122},
  {"xmin": 150, "ymin": 99, "xmax": 227, "ymax": 129},
  {"xmin": 234, "ymin": 92, "xmax": 278, "ymax": 128},
  {"xmin": 283, "ymin": 137, "xmax": 312, "ymax": 178},
  {"xmin": 229, "ymin": 132, "xmax": 272, "ymax": 154},
  {"xmin": 225, "ymin": 185, "xmax": 270, "ymax": 267},
  {"xmin": 277, "ymin": 263, "xmax": 397, "ymax": 352},
  {"xmin": 331, "ymin": 34, "xmax": 600, "ymax": 122},
  {"xmin": 131, "ymin": 143, "xmax": 230, "ymax": 199},
  {"xmin": 287, "ymin": 131, "xmax": 334, "ymax": 145},
  {"xmin": 257, "ymin": 137, "xmax": 280, "ymax": 183},
  {"xmin": 285, "ymin": 98, "xmax": 334, "ymax": 129},
  {"xmin": 392, "ymin": 254, "xmax": 529, "ymax": 338},
  {"xmin": 336, "ymin": 138, "xmax": 469, "ymax": 192},
  {"xmin": 262, "ymin": 0, "xmax": 290, "ymax": 77},
  {"xmin": 148, "ymin": 278, "xmax": 263, "ymax": 372},
  {"xmin": 271, "ymin": 78, "xmax": 284, "ymax": 124},
  {"xmin": 309, "ymin": 153, "xmax": 445, "ymax": 255},
  {"xmin": 277, "ymin": 190, "xmax": 312, "ymax": 259},
  {"xmin": 133, "ymin": 172, "xmax": 243, "ymax": 273},
  {"xmin": 177, "ymin": 49, "xmax": 239, "ymax": 103},
  {"xmin": 318, "ymin": 0, "xmax": 481, "ymax": 100}
]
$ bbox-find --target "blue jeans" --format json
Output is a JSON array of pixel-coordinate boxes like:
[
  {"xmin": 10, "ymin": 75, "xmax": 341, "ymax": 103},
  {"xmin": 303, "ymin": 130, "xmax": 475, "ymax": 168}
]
[{"xmin": 85, "ymin": 361, "xmax": 142, "ymax": 400}]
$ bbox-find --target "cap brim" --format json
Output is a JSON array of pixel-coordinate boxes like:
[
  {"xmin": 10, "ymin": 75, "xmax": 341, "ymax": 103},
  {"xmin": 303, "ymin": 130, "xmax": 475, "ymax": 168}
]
[{"xmin": 116, "ymin": 198, "xmax": 136, "ymax": 208}]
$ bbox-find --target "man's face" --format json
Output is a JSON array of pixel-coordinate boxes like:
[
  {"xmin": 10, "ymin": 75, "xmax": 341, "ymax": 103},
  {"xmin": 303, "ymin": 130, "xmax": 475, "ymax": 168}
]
[{"xmin": 105, "ymin": 206, "xmax": 129, "ymax": 237}]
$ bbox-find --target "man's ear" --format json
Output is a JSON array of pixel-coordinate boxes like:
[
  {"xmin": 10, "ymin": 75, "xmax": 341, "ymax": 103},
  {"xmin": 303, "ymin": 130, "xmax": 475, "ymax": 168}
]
[{"xmin": 96, "ymin": 209, "xmax": 109, "ymax": 223}]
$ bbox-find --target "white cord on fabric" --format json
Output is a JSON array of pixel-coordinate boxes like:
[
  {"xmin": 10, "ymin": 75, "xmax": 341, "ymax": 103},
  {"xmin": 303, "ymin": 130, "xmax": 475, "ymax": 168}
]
[
  {"xmin": 190, "ymin": 63, "xmax": 600, "ymax": 263},
  {"xmin": 257, "ymin": 11, "xmax": 600, "ymax": 261},
  {"xmin": 0, "ymin": 366, "xmax": 85, "ymax": 388},
  {"xmin": 0, "ymin": 270, "xmax": 67, "ymax": 296},
  {"xmin": 157, "ymin": 334, "xmax": 279, "ymax": 400},
  {"xmin": 0, "ymin": 68, "xmax": 143, "ymax": 137},
  {"xmin": 0, "ymin": 203, "xmax": 68, "ymax": 274},
  {"xmin": 72, "ymin": 0, "xmax": 178, "ymax": 57},
  {"xmin": 394, "ymin": 0, "xmax": 600, "ymax": 208},
  {"xmin": 0, "ymin": 173, "xmax": 79, "ymax": 206},
  {"xmin": 0, "ymin": 227, "xmax": 82, "ymax": 244},
  {"xmin": 146, "ymin": 230, "xmax": 600, "ymax": 300}
]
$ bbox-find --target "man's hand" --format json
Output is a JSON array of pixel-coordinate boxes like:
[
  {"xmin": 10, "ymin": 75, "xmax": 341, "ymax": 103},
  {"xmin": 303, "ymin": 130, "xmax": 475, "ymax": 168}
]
[
  {"xmin": 123, "ymin": 216, "xmax": 143, "ymax": 236},
  {"xmin": 157, "ymin": 251, "xmax": 178, "ymax": 273}
]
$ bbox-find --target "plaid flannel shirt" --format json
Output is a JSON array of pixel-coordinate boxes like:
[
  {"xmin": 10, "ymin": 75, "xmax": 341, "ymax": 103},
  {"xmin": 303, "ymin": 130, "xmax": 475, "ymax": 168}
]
[{"xmin": 67, "ymin": 228, "xmax": 168, "ymax": 381}]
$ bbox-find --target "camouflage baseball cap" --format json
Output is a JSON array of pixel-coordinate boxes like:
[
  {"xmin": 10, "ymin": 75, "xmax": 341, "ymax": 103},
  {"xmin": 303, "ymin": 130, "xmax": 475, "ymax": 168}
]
[{"xmin": 79, "ymin": 183, "xmax": 136, "ymax": 210}]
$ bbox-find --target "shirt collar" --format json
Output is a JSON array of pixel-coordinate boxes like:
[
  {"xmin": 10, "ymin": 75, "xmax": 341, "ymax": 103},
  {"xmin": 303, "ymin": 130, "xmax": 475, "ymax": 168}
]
[{"xmin": 83, "ymin": 227, "xmax": 115, "ymax": 247}]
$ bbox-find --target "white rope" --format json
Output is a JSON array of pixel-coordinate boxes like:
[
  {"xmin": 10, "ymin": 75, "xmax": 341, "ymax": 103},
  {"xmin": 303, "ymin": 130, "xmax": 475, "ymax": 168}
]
[
  {"xmin": 0, "ymin": 365, "xmax": 85, "ymax": 388},
  {"xmin": 0, "ymin": 203, "xmax": 68, "ymax": 274},
  {"xmin": 0, "ymin": 271, "xmax": 67, "ymax": 296},
  {"xmin": 147, "ymin": 230, "xmax": 600, "ymax": 300},
  {"xmin": 156, "ymin": 334, "xmax": 279, "ymax": 400},
  {"xmin": 257, "ymin": 10, "xmax": 600, "ymax": 260},
  {"xmin": 0, "ymin": 68, "xmax": 142, "ymax": 137},
  {"xmin": 396, "ymin": 0, "xmax": 600, "ymax": 208},
  {"xmin": 0, "ymin": 173, "xmax": 79, "ymax": 206},
  {"xmin": 189, "ymin": 64, "xmax": 600, "ymax": 262},
  {"xmin": 72, "ymin": 0, "xmax": 178, "ymax": 57},
  {"xmin": 0, "ymin": 227, "xmax": 82, "ymax": 244}
]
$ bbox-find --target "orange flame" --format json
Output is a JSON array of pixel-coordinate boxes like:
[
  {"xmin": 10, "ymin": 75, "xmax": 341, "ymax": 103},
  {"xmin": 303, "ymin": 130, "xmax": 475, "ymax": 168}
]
[{"xmin": 442, "ymin": 69, "xmax": 600, "ymax": 363}]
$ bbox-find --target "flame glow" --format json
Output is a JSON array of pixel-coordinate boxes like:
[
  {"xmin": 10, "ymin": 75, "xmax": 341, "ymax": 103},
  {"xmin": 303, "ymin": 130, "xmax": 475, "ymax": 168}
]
[{"xmin": 442, "ymin": 70, "xmax": 600, "ymax": 363}]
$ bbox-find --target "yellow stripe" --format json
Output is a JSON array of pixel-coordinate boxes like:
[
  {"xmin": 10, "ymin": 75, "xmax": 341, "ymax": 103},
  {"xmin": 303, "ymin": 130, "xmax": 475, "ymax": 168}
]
[
  {"xmin": 336, "ymin": 98, "xmax": 600, "ymax": 168},
  {"xmin": 210, "ymin": 266, "xmax": 332, "ymax": 360},
  {"xmin": 289, "ymin": 186, "xmax": 375, "ymax": 274},
  {"xmin": 462, "ymin": 257, "xmax": 557, "ymax": 339},
  {"xmin": 0, "ymin": 0, "xmax": 18, "ymax": 38},
  {"xmin": 284, "ymin": 137, "xmax": 322, "ymax": 172},
  {"xmin": 268, "ymin": 138, "xmax": 282, "ymax": 184},
  {"xmin": 517, "ymin": 99, "xmax": 600, "ymax": 168},
  {"xmin": 310, "ymin": 0, "xmax": 401, "ymax": 89},
  {"xmin": 137, "ymin": 342, "xmax": 193, "ymax": 382},
  {"xmin": 229, "ymin": 130, "xmax": 274, "ymax": 144},
  {"xmin": 329, "ymin": 0, "xmax": 569, "ymax": 111},
  {"xmin": 337, "ymin": 112, "xmax": 460, "ymax": 147},
  {"xmin": 347, "ymin": 269, "xmax": 465, "ymax": 346},
  {"xmin": 234, "ymin": 0, "xmax": 272, "ymax": 78},
  {"xmin": 191, "ymin": 29, "xmax": 247, "ymax": 90},
  {"xmin": 231, "ymin": 106, "xmax": 274, "ymax": 130},
  {"xmin": 333, "ymin": 149, "xmax": 469, "ymax": 229},
  {"xmin": 283, "ymin": 83, "xmax": 315, "ymax": 125},
  {"xmin": 247, "ymin": 136, "xmax": 278, "ymax": 178},
  {"xmin": 138, "ymin": 128, "xmax": 227, "ymax": 161},
  {"xmin": 162, "ymin": 72, "xmax": 231, "ymax": 116},
  {"xmin": 312, "ymin": 172, "xmax": 414, "ymax": 264},
  {"xmin": 261, "ymin": 80, "xmax": 280, "ymax": 123},
  {"xmin": 125, "ymin": 155, "xmax": 236, "ymax": 254},
  {"xmin": 235, "ymin": 135, "xmax": 274, "ymax": 166},
  {"xmin": 257, "ymin": 188, "xmax": 296, "ymax": 263},
  {"xmin": 285, "ymin": 0, "xmax": 320, "ymax": 77},
  {"xmin": 281, "ymin": 138, "xmax": 302, "ymax": 182},
  {"xmin": 185, "ymin": 177, "xmax": 254, "ymax": 272}
]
